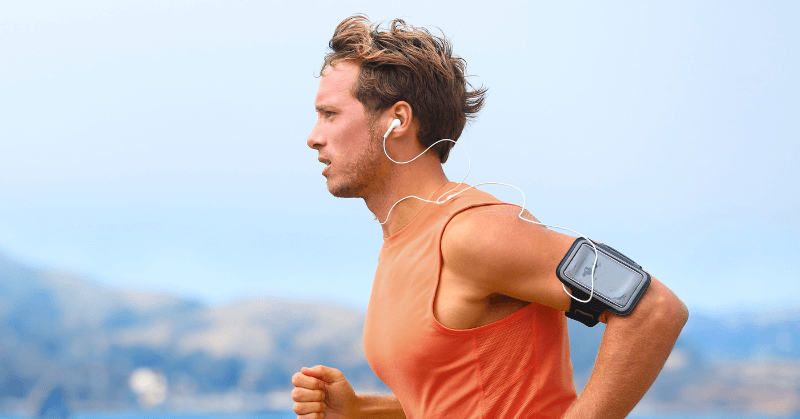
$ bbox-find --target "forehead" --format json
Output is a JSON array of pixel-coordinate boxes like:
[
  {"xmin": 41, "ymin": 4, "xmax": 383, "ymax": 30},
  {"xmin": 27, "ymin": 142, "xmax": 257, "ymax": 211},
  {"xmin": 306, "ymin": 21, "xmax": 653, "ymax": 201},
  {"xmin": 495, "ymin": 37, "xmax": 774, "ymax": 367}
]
[{"xmin": 315, "ymin": 60, "xmax": 360, "ymax": 107}]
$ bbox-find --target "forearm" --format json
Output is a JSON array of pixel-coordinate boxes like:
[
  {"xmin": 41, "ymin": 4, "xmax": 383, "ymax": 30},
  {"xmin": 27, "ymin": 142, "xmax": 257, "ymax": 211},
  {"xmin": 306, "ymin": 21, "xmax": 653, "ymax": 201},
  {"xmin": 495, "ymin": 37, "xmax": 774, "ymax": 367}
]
[
  {"xmin": 354, "ymin": 394, "xmax": 406, "ymax": 419},
  {"xmin": 564, "ymin": 279, "xmax": 689, "ymax": 419}
]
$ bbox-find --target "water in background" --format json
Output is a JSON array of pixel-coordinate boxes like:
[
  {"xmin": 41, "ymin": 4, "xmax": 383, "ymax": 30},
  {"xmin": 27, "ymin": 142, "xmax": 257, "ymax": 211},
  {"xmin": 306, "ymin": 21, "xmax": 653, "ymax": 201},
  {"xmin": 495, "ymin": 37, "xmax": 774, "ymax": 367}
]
[
  {"xmin": 0, "ymin": 414, "xmax": 796, "ymax": 419},
  {"xmin": 0, "ymin": 415, "xmax": 293, "ymax": 419}
]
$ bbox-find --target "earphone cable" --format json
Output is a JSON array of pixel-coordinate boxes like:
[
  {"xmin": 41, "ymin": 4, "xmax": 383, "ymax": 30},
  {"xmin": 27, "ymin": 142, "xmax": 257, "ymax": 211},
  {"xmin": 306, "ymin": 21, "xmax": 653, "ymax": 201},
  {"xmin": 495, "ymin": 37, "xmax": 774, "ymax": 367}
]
[{"xmin": 381, "ymin": 128, "xmax": 598, "ymax": 304}]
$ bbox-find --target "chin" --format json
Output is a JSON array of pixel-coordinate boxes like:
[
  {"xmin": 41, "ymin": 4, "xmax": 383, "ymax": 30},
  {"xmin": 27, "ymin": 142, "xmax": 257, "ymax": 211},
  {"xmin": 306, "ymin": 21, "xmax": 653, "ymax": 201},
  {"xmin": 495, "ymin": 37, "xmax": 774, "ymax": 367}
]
[
  {"xmin": 326, "ymin": 177, "xmax": 369, "ymax": 198},
  {"xmin": 326, "ymin": 180, "xmax": 358, "ymax": 198}
]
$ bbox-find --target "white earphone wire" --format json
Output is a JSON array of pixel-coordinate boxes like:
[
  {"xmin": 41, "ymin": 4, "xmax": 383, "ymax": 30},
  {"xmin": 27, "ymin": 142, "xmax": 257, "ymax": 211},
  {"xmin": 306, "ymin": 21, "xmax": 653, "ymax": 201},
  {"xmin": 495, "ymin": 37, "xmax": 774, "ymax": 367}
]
[{"xmin": 380, "ymin": 124, "xmax": 598, "ymax": 304}]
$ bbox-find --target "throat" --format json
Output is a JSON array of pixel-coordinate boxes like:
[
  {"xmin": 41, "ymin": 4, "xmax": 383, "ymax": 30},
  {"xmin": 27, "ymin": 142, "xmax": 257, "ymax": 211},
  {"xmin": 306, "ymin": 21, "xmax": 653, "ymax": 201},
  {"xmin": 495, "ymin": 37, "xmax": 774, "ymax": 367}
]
[{"xmin": 371, "ymin": 180, "xmax": 453, "ymax": 237}]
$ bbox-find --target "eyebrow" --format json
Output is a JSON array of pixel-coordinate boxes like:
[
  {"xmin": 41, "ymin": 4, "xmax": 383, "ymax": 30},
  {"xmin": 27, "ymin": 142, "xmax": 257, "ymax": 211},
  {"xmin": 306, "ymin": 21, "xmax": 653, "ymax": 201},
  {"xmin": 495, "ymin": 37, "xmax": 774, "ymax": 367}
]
[{"xmin": 315, "ymin": 104, "xmax": 336, "ymax": 112}]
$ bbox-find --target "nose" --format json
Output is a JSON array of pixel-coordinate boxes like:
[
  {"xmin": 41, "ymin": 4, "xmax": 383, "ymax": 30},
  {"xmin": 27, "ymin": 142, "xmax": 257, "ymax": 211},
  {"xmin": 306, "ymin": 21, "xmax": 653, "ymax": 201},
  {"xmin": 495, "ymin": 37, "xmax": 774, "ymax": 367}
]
[{"xmin": 307, "ymin": 121, "xmax": 324, "ymax": 150}]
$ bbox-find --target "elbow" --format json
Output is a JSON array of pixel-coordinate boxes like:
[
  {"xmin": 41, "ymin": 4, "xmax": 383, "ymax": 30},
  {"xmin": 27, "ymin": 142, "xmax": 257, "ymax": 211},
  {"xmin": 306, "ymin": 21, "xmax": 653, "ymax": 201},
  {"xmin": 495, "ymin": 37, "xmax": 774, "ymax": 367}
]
[
  {"xmin": 622, "ymin": 278, "xmax": 689, "ymax": 337},
  {"xmin": 651, "ymin": 284, "xmax": 689, "ymax": 338},
  {"xmin": 676, "ymin": 295, "xmax": 689, "ymax": 328},
  {"xmin": 606, "ymin": 278, "xmax": 689, "ymax": 341},
  {"xmin": 668, "ymin": 297, "xmax": 689, "ymax": 339},
  {"xmin": 662, "ymin": 279, "xmax": 689, "ymax": 327}
]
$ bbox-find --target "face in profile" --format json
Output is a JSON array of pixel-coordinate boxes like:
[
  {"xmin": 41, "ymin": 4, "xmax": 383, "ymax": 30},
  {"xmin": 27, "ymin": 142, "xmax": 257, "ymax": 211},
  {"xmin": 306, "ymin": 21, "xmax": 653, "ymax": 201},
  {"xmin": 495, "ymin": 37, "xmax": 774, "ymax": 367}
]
[{"xmin": 307, "ymin": 61, "xmax": 386, "ymax": 198}]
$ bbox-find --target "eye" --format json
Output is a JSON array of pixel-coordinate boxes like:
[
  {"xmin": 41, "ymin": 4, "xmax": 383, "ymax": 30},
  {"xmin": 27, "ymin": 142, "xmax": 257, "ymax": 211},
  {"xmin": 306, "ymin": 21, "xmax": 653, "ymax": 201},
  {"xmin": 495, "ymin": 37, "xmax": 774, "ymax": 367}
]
[{"xmin": 325, "ymin": 111, "xmax": 335, "ymax": 119}]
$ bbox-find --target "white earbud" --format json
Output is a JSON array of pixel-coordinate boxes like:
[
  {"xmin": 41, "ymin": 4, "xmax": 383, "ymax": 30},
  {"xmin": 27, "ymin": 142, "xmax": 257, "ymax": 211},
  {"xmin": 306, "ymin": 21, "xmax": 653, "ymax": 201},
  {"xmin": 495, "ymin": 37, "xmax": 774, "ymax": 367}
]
[{"xmin": 383, "ymin": 119, "xmax": 402, "ymax": 139}]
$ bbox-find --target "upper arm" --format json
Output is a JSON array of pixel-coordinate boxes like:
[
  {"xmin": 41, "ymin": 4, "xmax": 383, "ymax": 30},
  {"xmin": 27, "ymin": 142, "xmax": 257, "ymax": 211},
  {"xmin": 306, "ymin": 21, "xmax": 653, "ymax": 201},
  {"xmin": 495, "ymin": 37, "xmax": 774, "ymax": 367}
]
[
  {"xmin": 440, "ymin": 205, "xmax": 576, "ymax": 313},
  {"xmin": 441, "ymin": 204, "xmax": 688, "ymax": 328}
]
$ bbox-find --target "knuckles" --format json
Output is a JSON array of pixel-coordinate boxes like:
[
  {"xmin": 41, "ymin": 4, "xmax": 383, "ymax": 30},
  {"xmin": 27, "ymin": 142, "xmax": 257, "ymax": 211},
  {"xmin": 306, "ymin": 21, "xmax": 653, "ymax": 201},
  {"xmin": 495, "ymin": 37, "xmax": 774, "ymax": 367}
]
[
  {"xmin": 292, "ymin": 371, "xmax": 325, "ymax": 391},
  {"xmin": 291, "ymin": 387, "xmax": 324, "ymax": 401},
  {"xmin": 291, "ymin": 372, "xmax": 303, "ymax": 386},
  {"xmin": 293, "ymin": 401, "xmax": 325, "ymax": 415}
]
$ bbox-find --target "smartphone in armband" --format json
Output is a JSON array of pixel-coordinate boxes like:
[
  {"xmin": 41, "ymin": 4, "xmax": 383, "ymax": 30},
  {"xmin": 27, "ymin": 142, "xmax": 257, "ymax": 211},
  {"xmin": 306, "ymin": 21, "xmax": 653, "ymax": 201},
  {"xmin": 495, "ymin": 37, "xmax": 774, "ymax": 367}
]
[{"xmin": 556, "ymin": 237, "xmax": 651, "ymax": 326}]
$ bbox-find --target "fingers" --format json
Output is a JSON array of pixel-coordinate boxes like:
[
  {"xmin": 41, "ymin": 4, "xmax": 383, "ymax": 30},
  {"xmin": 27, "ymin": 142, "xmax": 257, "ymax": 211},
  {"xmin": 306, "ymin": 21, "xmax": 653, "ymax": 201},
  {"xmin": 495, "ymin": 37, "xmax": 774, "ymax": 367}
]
[
  {"xmin": 301, "ymin": 365, "xmax": 345, "ymax": 383},
  {"xmin": 292, "ymin": 371, "xmax": 325, "ymax": 390},
  {"xmin": 292, "ymin": 386, "xmax": 325, "ymax": 403},
  {"xmin": 292, "ymin": 370, "xmax": 327, "ymax": 417},
  {"xmin": 291, "ymin": 365, "xmax": 348, "ymax": 418},
  {"xmin": 293, "ymin": 400, "xmax": 326, "ymax": 416}
]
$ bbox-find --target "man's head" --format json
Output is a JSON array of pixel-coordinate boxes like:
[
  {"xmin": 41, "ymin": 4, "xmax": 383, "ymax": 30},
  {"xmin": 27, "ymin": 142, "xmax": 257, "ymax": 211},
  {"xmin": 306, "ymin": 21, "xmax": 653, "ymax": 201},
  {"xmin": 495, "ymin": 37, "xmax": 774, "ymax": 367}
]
[{"xmin": 320, "ymin": 14, "xmax": 486, "ymax": 163}]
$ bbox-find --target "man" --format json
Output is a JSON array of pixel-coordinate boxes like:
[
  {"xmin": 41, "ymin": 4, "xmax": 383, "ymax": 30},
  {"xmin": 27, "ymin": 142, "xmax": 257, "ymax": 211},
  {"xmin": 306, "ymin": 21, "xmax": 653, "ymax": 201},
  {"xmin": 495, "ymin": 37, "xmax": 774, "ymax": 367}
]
[{"xmin": 292, "ymin": 15, "xmax": 688, "ymax": 419}]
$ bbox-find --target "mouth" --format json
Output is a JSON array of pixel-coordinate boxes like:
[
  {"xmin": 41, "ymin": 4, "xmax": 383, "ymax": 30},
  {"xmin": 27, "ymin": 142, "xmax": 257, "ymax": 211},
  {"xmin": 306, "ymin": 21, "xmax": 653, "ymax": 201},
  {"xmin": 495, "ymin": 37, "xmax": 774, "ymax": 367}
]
[{"xmin": 318, "ymin": 156, "xmax": 331, "ymax": 176}]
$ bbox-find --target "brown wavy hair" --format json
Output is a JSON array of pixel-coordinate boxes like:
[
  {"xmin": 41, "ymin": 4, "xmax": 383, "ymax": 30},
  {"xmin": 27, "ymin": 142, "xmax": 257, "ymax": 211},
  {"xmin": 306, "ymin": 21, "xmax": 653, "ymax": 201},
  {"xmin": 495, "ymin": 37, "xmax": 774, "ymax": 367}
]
[{"xmin": 322, "ymin": 14, "xmax": 486, "ymax": 163}]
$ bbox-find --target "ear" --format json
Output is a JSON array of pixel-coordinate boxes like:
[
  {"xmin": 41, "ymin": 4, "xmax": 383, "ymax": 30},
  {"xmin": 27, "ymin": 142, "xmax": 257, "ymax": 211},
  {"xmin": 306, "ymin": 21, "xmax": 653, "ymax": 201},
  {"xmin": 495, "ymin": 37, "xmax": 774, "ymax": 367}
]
[{"xmin": 382, "ymin": 101, "xmax": 414, "ymax": 138}]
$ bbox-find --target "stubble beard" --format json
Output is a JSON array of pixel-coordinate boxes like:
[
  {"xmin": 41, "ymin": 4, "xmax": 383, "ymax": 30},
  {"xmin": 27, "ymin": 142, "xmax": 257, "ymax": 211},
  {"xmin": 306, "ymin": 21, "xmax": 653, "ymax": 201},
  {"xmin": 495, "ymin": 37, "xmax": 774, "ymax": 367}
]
[{"xmin": 326, "ymin": 124, "xmax": 385, "ymax": 199}]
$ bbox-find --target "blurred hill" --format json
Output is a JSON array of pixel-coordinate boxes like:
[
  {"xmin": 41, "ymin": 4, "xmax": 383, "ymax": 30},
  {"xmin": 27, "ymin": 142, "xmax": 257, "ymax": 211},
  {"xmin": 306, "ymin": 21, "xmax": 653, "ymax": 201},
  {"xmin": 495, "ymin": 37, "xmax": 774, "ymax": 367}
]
[
  {"xmin": 0, "ymin": 251, "xmax": 379, "ymax": 414},
  {"xmin": 1, "ymin": 251, "xmax": 799, "ymax": 416}
]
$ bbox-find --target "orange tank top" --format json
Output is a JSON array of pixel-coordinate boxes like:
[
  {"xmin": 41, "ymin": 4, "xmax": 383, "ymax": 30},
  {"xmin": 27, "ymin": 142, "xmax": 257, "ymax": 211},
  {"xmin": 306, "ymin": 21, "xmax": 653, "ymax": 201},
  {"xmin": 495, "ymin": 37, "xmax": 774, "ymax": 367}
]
[{"xmin": 363, "ymin": 184, "xmax": 577, "ymax": 419}]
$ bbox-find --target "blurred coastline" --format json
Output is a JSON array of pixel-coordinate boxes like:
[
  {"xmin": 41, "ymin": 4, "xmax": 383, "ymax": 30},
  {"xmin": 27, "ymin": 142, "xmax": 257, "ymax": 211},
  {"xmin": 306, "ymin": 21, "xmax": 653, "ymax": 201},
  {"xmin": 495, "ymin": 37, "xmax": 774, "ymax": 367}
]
[
  {"xmin": 0, "ymin": 414, "xmax": 796, "ymax": 419},
  {"xmin": 2, "ymin": 250, "xmax": 799, "ymax": 418}
]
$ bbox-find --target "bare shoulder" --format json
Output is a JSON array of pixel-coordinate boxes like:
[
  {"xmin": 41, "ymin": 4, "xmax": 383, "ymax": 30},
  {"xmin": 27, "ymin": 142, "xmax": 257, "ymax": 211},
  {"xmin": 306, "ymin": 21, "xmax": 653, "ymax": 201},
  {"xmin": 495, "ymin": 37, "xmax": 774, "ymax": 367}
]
[
  {"xmin": 440, "ymin": 205, "xmax": 575, "ymax": 310},
  {"xmin": 441, "ymin": 204, "xmax": 561, "ymax": 263},
  {"xmin": 442, "ymin": 206, "xmax": 511, "ymax": 261}
]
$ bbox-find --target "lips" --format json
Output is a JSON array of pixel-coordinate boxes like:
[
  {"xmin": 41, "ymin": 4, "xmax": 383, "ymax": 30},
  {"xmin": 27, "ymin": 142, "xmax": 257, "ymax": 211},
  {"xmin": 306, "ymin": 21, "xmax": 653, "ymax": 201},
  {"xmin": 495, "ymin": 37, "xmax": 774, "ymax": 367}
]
[{"xmin": 318, "ymin": 156, "xmax": 331, "ymax": 176}]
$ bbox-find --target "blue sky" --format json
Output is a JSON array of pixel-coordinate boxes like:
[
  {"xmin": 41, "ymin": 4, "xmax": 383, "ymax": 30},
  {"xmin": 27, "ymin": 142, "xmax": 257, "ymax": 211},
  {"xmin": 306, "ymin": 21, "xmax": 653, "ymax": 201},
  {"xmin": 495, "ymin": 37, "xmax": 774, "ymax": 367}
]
[{"xmin": 1, "ymin": 1, "xmax": 798, "ymax": 312}]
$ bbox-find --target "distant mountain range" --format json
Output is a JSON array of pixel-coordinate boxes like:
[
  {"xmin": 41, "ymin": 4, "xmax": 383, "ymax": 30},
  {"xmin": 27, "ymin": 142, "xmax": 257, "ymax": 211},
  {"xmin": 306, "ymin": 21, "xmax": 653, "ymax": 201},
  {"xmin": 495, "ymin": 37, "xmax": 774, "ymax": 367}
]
[
  {"xmin": 1, "ymin": 250, "xmax": 799, "ymax": 416},
  {"xmin": 0, "ymin": 251, "xmax": 378, "ymax": 414}
]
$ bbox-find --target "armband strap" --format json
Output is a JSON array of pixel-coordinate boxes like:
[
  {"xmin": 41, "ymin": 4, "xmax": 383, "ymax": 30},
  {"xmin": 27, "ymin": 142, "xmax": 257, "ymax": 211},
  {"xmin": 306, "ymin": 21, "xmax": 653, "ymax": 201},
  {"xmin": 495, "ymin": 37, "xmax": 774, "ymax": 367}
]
[{"xmin": 565, "ymin": 295, "xmax": 602, "ymax": 327}]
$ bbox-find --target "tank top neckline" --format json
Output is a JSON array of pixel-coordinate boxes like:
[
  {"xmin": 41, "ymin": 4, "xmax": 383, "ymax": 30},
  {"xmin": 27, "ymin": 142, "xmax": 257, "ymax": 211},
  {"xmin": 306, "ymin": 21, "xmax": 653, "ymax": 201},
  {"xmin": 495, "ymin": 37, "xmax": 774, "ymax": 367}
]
[{"xmin": 382, "ymin": 181, "xmax": 467, "ymax": 245}]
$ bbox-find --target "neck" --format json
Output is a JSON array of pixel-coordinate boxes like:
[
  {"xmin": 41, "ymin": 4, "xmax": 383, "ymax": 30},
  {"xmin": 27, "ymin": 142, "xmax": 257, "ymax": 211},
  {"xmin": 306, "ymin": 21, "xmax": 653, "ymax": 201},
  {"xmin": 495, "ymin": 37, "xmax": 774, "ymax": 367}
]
[{"xmin": 365, "ymin": 158, "xmax": 449, "ymax": 237}]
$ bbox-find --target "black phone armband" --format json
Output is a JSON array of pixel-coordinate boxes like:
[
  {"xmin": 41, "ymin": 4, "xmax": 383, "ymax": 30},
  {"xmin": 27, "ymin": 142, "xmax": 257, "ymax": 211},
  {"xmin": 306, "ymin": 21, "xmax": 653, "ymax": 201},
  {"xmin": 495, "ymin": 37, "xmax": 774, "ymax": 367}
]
[{"xmin": 556, "ymin": 238, "xmax": 651, "ymax": 327}]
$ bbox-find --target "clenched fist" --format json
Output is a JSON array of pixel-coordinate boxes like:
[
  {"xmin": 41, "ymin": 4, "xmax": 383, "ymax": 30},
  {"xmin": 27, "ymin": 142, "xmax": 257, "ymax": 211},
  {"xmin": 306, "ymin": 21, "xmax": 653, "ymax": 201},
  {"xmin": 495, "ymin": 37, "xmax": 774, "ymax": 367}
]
[{"xmin": 292, "ymin": 365, "xmax": 357, "ymax": 419}]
